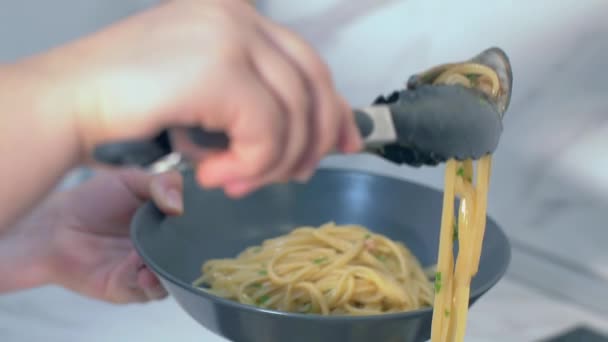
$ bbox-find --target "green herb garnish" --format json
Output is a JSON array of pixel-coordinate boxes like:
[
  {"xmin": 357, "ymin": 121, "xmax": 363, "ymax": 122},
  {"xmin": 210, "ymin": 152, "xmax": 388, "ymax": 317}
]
[
  {"xmin": 434, "ymin": 272, "xmax": 442, "ymax": 294},
  {"xmin": 313, "ymin": 257, "xmax": 328, "ymax": 264},
  {"xmin": 249, "ymin": 282, "xmax": 262, "ymax": 289},
  {"xmin": 466, "ymin": 74, "xmax": 480, "ymax": 84},
  {"xmin": 445, "ymin": 309, "xmax": 450, "ymax": 317},
  {"xmin": 258, "ymin": 270, "xmax": 268, "ymax": 276},
  {"xmin": 453, "ymin": 220, "xmax": 459, "ymax": 242},
  {"xmin": 456, "ymin": 167, "xmax": 465, "ymax": 177},
  {"xmin": 252, "ymin": 247, "xmax": 262, "ymax": 253},
  {"xmin": 256, "ymin": 294, "xmax": 270, "ymax": 305},
  {"xmin": 300, "ymin": 303, "xmax": 312, "ymax": 313},
  {"xmin": 375, "ymin": 254, "xmax": 387, "ymax": 262},
  {"xmin": 456, "ymin": 166, "xmax": 472, "ymax": 182},
  {"xmin": 364, "ymin": 234, "xmax": 371, "ymax": 239}
]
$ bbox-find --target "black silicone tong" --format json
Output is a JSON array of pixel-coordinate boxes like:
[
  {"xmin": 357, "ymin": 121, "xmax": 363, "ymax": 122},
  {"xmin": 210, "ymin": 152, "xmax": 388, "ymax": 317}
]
[{"xmin": 93, "ymin": 47, "xmax": 512, "ymax": 171}]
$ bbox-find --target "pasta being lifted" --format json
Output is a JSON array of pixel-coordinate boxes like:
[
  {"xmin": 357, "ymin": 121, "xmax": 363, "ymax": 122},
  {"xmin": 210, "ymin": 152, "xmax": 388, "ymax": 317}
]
[
  {"xmin": 430, "ymin": 156, "xmax": 492, "ymax": 342},
  {"xmin": 193, "ymin": 223, "xmax": 434, "ymax": 315},
  {"xmin": 427, "ymin": 57, "xmax": 500, "ymax": 342}
]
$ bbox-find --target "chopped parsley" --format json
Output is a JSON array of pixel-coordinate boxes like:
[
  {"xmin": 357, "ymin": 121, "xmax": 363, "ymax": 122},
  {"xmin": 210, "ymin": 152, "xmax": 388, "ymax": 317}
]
[
  {"xmin": 256, "ymin": 294, "xmax": 270, "ymax": 305},
  {"xmin": 466, "ymin": 74, "xmax": 480, "ymax": 85},
  {"xmin": 300, "ymin": 303, "xmax": 312, "ymax": 313},
  {"xmin": 445, "ymin": 309, "xmax": 450, "ymax": 317},
  {"xmin": 375, "ymin": 254, "xmax": 387, "ymax": 262},
  {"xmin": 313, "ymin": 257, "xmax": 328, "ymax": 265},
  {"xmin": 453, "ymin": 221, "xmax": 459, "ymax": 242},
  {"xmin": 434, "ymin": 272, "xmax": 442, "ymax": 294},
  {"xmin": 364, "ymin": 234, "xmax": 371, "ymax": 239},
  {"xmin": 258, "ymin": 270, "xmax": 268, "ymax": 276},
  {"xmin": 249, "ymin": 283, "xmax": 263, "ymax": 289},
  {"xmin": 456, "ymin": 167, "xmax": 465, "ymax": 177},
  {"xmin": 456, "ymin": 166, "xmax": 472, "ymax": 182},
  {"xmin": 466, "ymin": 74, "xmax": 480, "ymax": 81}
]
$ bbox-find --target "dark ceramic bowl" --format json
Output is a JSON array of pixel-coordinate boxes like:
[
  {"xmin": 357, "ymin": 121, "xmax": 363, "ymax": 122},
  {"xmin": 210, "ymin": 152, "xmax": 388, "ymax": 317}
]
[{"xmin": 131, "ymin": 168, "xmax": 510, "ymax": 342}]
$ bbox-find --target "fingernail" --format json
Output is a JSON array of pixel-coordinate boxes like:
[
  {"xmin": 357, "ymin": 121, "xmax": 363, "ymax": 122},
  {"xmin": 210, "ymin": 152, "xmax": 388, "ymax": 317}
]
[
  {"xmin": 165, "ymin": 188, "xmax": 183, "ymax": 213},
  {"xmin": 225, "ymin": 180, "xmax": 256, "ymax": 198},
  {"xmin": 197, "ymin": 167, "xmax": 238, "ymax": 189},
  {"xmin": 352, "ymin": 133, "xmax": 364, "ymax": 152},
  {"xmin": 294, "ymin": 167, "xmax": 316, "ymax": 183},
  {"xmin": 147, "ymin": 286, "xmax": 168, "ymax": 300},
  {"xmin": 294, "ymin": 172, "xmax": 312, "ymax": 182},
  {"xmin": 294, "ymin": 176, "xmax": 308, "ymax": 183},
  {"xmin": 342, "ymin": 135, "xmax": 362, "ymax": 154}
]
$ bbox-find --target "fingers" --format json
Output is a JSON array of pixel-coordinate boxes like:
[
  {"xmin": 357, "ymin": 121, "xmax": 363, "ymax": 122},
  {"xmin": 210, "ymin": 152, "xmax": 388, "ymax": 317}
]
[
  {"xmin": 261, "ymin": 22, "xmax": 363, "ymax": 174},
  {"xmin": 116, "ymin": 168, "xmax": 184, "ymax": 215},
  {"xmin": 336, "ymin": 96, "xmax": 364, "ymax": 154},
  {"xmin": 105, "ymin": 251, "xmax": 167, "ymax": 304},
  {"xmin": 195, "ymin": 23, "xmax": 362, "ymax": 198},
  {"xmin": 195, "ymin": 70, "xmax": 285, "ymax": 194},
  {"xmin": 112, "ymin": 168, "xmax": 152, "ymax": 201},
  {"xmin": 171, "ymin": 9, "xmax": 362, "ymax": 197},
  {"xmin": 216, "ymin": 33, "xmax": 318, "ymax": 196},
  {"xmin": 247, "ymin": 35, "xmax": 312, "ymax": 184},
  {"xmin": 149, "ymin": 171, "xmax": 184, "ymax": 215},
  {"xmin": 137, "ymin": 265, "xmax": 168, "ymax": 300}
]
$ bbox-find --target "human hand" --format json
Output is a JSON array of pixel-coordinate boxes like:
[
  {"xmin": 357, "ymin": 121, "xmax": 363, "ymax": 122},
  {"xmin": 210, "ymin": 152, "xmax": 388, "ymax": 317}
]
[
  {"xmin": 38, "ymin": 0, "xmax": 361, "ymax": 197},
  {"xmin": 1, "ymin": 169, "xmax": 183, "ymax": 303}
]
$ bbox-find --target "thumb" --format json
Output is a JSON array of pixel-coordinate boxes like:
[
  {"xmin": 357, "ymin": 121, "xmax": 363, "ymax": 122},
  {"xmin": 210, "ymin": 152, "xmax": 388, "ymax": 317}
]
[
  {"xmin": 119, "ymin": 168, "xmax": 184, "ymax": 215},
  {"xmin": 149, "ymin": 171, "xmax": 184, "ymax": 215}
]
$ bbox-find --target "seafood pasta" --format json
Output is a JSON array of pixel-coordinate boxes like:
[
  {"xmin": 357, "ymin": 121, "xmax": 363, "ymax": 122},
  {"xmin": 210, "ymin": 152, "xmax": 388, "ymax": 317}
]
[{"xmin": 194, "ymin": 222, "xmax": 434, "ymax": 315}]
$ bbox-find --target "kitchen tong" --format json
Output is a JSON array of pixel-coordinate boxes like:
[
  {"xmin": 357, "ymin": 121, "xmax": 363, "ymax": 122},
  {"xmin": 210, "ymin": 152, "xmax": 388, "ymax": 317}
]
[{"xmin": 93, "ymin": 47, "xmax": 513, "ymax": 173}]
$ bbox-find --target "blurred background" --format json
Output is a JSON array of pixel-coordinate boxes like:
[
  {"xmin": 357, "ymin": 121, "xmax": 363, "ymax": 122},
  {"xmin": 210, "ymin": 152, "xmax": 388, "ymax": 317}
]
[{"xmin": 1, "ymin": 0, "xmax": 607, "ymax": 341}]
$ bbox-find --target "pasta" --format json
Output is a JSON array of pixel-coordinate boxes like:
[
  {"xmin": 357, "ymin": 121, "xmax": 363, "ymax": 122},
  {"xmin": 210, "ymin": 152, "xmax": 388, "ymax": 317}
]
[
  {"xmin": 193, "ymin": 222, "xmax": 434, "ymax": 315},
  {"xmin": 429, "ymin": 157, "xmax": 492, "ymax": 341},
  {"xmin": 428, "ymin": 62, "xmax": 497, "ymax": 342}
]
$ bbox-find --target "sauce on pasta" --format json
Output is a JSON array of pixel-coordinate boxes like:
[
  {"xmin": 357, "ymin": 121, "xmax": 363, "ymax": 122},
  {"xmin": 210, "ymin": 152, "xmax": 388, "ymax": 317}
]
[{"xmin": 194, "ymin": 223, "xmax": 433, "ymax": 315}]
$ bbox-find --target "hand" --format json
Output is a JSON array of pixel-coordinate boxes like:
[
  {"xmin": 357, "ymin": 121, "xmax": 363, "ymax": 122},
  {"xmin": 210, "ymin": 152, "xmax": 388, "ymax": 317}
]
[
  {"xmin": 39, "ymin": 0, "xmax": 362, "ymax": 197},
  {"xmin": 0, "ymin": 169, "xmax": 183, "ymax": 303}
]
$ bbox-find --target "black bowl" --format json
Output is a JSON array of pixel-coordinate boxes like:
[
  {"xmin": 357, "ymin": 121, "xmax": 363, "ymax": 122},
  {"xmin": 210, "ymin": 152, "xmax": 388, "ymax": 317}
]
[{"xmin": 131, "ymin": 168, "xmax": 511, "ymax": 342}]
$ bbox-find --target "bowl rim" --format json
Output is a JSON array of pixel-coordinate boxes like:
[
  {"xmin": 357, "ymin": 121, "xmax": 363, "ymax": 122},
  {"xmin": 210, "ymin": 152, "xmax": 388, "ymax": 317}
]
[{"xmin": 131, "ymin": 167, "xmax": 511, "ymax": 322}]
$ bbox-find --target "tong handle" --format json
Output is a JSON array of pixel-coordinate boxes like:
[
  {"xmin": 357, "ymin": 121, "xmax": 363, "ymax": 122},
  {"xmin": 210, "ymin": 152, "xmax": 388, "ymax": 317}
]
[
  {"xmin": 185, "ymin": 110, "xmax": 375, "ymax": 148},
  {"xmin": 92, "ymin": 109, "xmax": 380, "ymax": 167}
]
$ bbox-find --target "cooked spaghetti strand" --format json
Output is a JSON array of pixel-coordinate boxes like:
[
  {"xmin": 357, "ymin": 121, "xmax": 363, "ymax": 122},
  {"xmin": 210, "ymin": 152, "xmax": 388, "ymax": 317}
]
[{"xmin": 195, "ymin": 223, "xmax": 433, "ymax": 315}]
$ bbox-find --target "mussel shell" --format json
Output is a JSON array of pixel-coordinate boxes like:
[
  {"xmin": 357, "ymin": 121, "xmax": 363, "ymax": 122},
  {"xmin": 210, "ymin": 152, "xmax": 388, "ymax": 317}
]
[
  {"xmin": 470, "ymin": 47, "xmax": 513, "ymax": 115},
  {"xmin": 407, "ymin": 47, "xmax": 513, "ymax": 117}
]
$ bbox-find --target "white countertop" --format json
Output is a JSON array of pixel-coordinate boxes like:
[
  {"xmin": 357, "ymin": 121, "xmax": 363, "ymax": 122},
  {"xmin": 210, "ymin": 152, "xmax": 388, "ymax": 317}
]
[
  {"xmin": 1, "ymin": 279, "xmax": 606, "ymax": 342},
  {"xmin": 2, "ymin": 0, "xmax": 608, "ymax": 341}
]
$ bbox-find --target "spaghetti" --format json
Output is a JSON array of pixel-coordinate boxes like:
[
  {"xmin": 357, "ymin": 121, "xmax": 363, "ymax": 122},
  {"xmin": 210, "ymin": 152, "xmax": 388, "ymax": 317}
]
[
  {"xmin": 428, "ymin": 62, "xmax": 497, "ymax": 342},
  {"xmin": 193, "ymin": 222, "xmax": 434, "ymax": 315}
]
